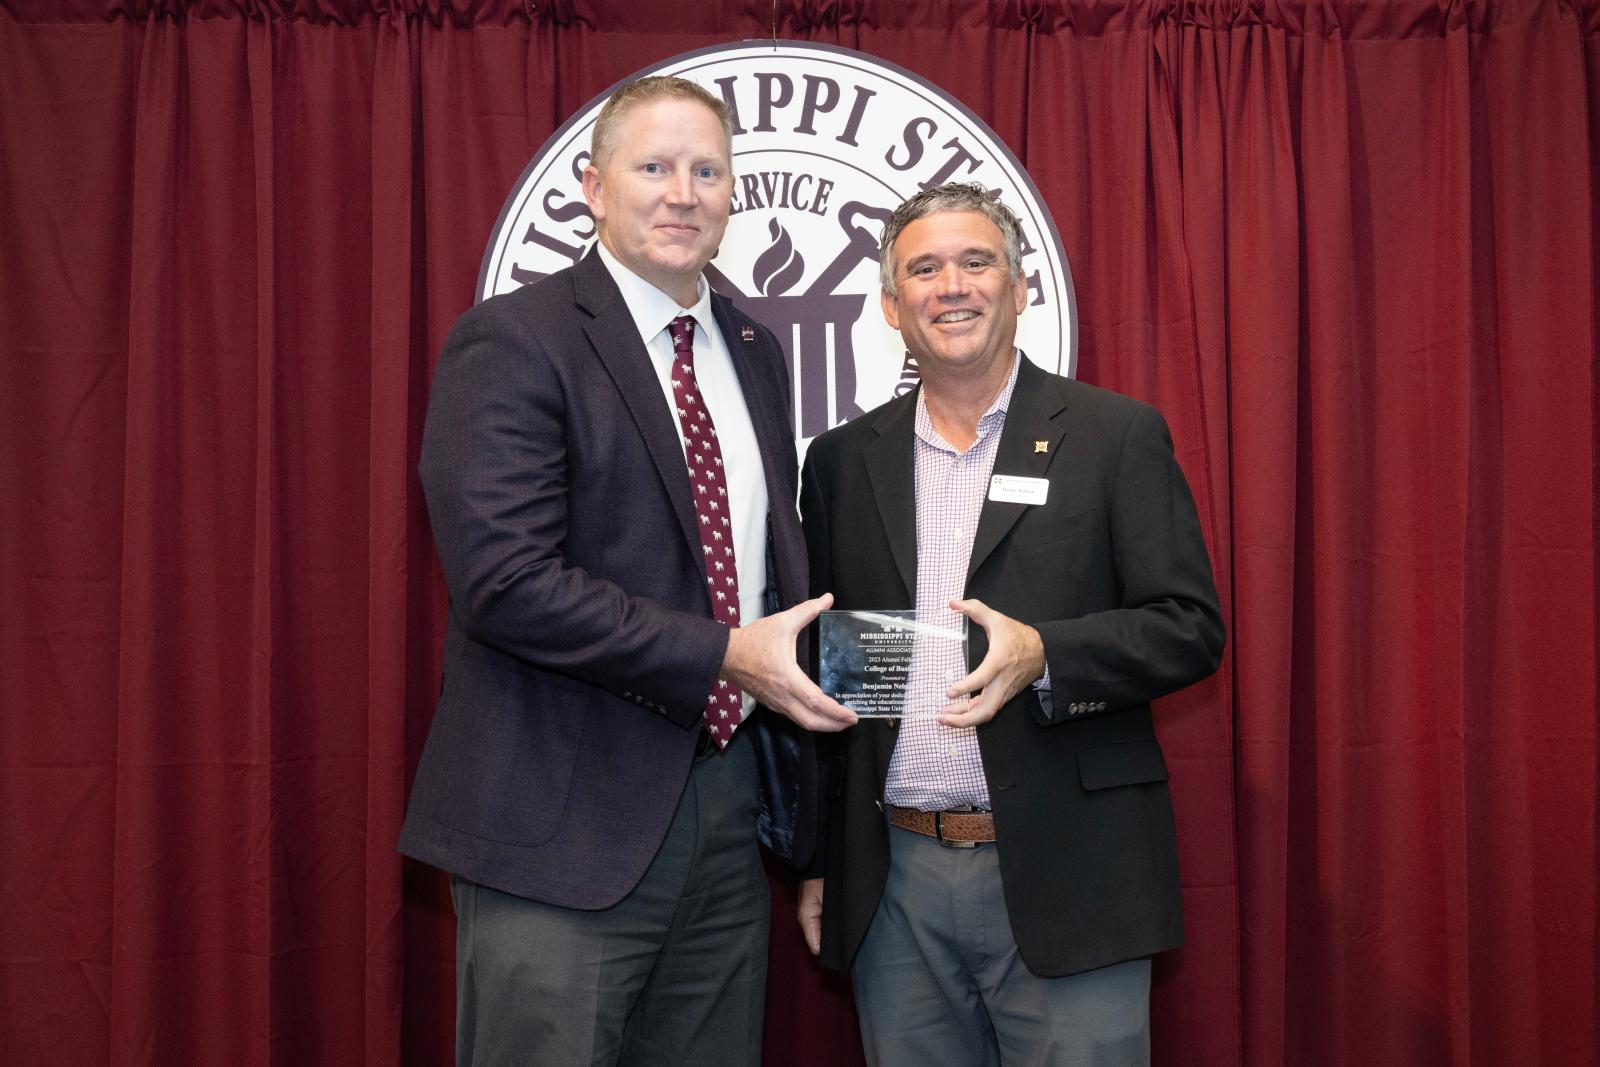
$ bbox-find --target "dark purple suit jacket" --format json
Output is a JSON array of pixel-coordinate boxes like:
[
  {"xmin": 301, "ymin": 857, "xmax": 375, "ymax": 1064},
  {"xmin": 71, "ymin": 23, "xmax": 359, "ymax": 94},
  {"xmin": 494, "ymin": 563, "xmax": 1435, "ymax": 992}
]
[{"xmin": 399, "ymin": 249, "xmax": 817, "ymax": 908}]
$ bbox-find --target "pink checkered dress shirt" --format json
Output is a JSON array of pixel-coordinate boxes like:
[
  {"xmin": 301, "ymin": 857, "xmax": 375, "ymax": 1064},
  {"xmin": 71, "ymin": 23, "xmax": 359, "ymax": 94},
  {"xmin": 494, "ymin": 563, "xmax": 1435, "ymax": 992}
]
[{"xmin": 883, "ymin": 353, "xmax": 1024, "ymax": 812}]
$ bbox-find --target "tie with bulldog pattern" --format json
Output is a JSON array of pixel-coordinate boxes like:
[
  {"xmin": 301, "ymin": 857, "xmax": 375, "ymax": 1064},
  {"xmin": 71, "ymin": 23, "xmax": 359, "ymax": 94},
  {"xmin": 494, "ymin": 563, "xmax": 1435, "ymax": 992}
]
[{"xmin": 667, "ymin": 315, "xmax": 742, "ymax": 748}]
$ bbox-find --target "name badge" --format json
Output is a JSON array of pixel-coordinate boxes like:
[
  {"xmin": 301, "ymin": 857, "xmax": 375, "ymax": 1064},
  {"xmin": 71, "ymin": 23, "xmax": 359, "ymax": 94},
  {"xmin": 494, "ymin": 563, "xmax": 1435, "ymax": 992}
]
[{"xmin": 988, "ymin": 474, "xmax": 1049, "ymax": 506}]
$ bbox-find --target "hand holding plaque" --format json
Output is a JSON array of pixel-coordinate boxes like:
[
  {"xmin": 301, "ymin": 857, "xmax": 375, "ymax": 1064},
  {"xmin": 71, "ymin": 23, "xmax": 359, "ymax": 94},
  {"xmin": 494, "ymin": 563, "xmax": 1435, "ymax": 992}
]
[{"xmin": 817, "ymin": 610, "xmax": 969, "ymax": 717}]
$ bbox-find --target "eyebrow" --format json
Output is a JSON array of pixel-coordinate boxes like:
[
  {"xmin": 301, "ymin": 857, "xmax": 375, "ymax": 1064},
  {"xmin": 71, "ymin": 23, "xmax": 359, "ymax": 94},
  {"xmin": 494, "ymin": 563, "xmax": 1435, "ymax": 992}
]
[{"xmin": 902, "ymin": 248, "xmax": 1001, "ymax": 272}]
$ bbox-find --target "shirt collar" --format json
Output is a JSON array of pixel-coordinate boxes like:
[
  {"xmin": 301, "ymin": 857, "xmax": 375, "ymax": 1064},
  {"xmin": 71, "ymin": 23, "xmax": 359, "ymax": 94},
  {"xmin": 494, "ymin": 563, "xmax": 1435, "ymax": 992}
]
[
  {"xmin": 914, "ymin": 350, "xmax": 1024, "ymax": 453},
  {"xmin": 594, "ymin": 240, "xmax": 714, "ymax": 348}
]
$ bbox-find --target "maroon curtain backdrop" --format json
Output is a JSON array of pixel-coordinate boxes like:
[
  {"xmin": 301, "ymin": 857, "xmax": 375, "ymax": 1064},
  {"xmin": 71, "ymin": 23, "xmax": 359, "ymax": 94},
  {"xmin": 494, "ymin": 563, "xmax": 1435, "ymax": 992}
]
[{"xmin": 2, "ymin": 2, "xmax": 1596, "ymax": 1063}]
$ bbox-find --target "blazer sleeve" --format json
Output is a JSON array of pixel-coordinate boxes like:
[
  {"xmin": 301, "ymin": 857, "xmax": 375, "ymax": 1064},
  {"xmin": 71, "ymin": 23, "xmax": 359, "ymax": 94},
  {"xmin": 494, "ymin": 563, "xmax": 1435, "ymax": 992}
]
[
  {"xmin": 797, "ymin": 438, "xmax": 841, "ymax": 878},
  {"xmin": 1033, "ymin": 403, "xmax": 1225, "ymax": 721},
  {"xmin": 799, "ymin": 441, "xmax": 833, "ymax": 602},
  {"xmin": 418, "ymin": 296, "xmax": 728, "ymax": 724}
]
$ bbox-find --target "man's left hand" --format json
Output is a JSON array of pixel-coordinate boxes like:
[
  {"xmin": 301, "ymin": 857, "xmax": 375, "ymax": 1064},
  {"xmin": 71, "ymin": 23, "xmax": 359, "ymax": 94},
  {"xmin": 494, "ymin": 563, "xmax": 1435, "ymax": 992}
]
[{"xmin": 939, "ymin": 598, "xmax": 1045, "ymax": 728}]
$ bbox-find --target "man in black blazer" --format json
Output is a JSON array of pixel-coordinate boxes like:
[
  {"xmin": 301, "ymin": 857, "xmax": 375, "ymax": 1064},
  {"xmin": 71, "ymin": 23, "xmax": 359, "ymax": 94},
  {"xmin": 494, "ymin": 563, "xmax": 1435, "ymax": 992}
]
[
  {"xmin": 798, "ymin": 184, "xmax": 1224, "ymax": 1065},
  {"xmin": 399, "ymin": 76, "xmax": 855, "ymax": 1065}
]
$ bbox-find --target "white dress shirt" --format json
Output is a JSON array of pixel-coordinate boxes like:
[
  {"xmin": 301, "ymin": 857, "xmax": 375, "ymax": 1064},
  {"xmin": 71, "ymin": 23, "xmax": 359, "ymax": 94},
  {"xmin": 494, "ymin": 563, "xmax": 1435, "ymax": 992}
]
[{"xmin": 595, "ymin": 242, "xmax": 769, "ymax": 720}]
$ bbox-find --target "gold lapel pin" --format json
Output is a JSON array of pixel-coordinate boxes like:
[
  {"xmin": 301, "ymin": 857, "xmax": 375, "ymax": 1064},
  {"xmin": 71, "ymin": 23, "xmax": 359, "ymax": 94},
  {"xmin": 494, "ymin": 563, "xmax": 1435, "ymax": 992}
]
[
  {"xmin": 740, "ymin": 325, "xmax": 755, "ymax": 341},
  {"xmin": 1034, "ymin": 440, "xmax": 1048, "ymax": 454}
]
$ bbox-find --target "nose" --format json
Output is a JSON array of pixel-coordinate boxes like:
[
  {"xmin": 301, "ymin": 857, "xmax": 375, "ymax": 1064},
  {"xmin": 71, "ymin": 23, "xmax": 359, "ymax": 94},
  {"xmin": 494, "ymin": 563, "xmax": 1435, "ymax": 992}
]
[
  {"xmin": 665, "ymin": 169, "xmax": 697, "ymax": 207},
  {"xmin": 935, "ymin": 263, "xmax": 968, "ymax": 297}
]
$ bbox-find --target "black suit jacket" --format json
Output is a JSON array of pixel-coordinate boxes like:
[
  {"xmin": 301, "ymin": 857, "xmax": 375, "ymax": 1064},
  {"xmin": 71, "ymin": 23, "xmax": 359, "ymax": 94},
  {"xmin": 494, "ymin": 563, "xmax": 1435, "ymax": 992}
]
[
  {"xmin": 399, "ymin": 249, "xmax": 817, "ymax": 908},
  {"xmin": 800, "ymin": 358, "xmax": 1224, "ymax": 976}
]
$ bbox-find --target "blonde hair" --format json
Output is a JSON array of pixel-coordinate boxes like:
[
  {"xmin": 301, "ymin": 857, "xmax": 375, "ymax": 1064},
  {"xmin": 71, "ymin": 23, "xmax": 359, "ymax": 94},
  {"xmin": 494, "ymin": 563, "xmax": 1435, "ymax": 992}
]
[{"xmin": 590, "ymin": 76, "xmax": 734, "ymax": 171}]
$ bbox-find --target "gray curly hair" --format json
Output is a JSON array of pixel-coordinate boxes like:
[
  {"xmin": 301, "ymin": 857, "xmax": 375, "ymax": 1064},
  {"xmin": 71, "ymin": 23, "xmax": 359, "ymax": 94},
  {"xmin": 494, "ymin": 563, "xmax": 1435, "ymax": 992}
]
[{"xmin": 878, "ymin": 182, "xmax": 1024, "ymax": 296}]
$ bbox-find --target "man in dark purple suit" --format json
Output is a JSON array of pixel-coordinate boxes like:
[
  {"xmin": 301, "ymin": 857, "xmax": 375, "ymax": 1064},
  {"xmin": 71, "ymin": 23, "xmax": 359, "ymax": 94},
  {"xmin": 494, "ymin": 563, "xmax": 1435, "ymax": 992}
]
[{"xmin": 399, "ymin": 76, "xmax": 855, "ymax": 1066}]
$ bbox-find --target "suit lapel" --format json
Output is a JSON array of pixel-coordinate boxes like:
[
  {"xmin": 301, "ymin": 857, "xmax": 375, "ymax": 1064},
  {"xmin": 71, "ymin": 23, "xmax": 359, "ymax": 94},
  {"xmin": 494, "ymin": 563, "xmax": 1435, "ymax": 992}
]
[
  {"xmin": 861, "ymin": 392, "xmax": 918, "ymax": 602},
  {"xmin": 711, "ymin": 297, "xmax": 789, "ymax": 513},
  {"xmin": 572, "ymin": 250, "xmax": 702, "ymax": 559},
  {"xmin": 967, "ymin": 357, "xmax": 1068, "ymax": 582},
  {"xmin": 713, "ymin": 296, "xmax": 805, "ymax": 604}
]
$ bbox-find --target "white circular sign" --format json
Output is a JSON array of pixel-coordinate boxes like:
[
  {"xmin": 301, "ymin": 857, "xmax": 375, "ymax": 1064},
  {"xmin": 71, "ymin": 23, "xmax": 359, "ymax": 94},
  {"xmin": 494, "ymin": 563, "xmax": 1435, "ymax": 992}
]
[{"xmin": 480, "ymin": 40, "xmax": 1077, "ymax": 451}]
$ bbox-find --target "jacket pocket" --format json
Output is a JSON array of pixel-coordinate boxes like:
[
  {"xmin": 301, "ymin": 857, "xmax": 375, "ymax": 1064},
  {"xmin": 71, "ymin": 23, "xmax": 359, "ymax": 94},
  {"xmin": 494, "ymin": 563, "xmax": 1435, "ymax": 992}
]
[
  {"xmin": 1077, "ymin": 740, "xmax": 1169, "ymax": 791},
  {"xmin": 1011, "ymin": 506, "xmax": 1104, "ymax": 551}
]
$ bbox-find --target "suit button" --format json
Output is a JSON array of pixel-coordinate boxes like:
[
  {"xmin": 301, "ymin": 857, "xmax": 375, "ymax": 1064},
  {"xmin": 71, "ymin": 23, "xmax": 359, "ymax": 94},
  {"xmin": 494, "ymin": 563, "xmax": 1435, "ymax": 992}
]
[{"xmin": 1096, "ymin": 701, "xmax": 1106, "ymax": 711}]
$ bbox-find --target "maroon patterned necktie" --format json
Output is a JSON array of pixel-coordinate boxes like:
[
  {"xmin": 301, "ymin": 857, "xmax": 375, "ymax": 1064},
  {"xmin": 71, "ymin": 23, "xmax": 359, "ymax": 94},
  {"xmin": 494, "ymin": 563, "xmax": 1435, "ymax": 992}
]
[{"xmin": 668, "ymin": 315, "xmax": 742, "ymax": 748}]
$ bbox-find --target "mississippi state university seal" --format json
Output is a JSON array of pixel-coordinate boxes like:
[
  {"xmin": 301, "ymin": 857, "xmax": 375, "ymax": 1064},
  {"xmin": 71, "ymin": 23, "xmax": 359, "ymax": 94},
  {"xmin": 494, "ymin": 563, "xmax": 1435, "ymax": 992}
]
[{"xmin": 479, "ymin": 41, "xmax": 1076, "ymax": 450}]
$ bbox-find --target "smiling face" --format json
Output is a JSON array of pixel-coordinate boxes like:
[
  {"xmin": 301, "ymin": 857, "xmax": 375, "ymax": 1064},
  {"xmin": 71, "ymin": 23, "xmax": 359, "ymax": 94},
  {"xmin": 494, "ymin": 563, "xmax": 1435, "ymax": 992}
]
[
  {"xmin": 582, "ymin": 97, "xmax": 733, "ymax": 307},
  {"xmin": 881, "ymin": 209, "xmax": 1028, "ymax": 385}
]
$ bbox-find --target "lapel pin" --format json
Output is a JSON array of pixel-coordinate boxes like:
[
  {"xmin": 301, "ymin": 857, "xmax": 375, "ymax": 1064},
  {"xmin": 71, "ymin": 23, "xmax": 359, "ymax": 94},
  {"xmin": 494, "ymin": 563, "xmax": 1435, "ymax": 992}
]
[
  {"xmin": 740, "ymin": 325, "xmax": 755, "ymax": 342},
  {"xmin": 1034, "ymin": 440, "xmax": 1048, "ymax": 454}
]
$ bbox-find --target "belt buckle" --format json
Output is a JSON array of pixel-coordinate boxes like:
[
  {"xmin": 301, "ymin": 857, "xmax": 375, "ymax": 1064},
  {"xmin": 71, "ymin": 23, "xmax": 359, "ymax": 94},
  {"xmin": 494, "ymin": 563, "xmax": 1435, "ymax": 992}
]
[{"xmin": 933, "ymin": 809, "xmax": 978, "ymax": 848}]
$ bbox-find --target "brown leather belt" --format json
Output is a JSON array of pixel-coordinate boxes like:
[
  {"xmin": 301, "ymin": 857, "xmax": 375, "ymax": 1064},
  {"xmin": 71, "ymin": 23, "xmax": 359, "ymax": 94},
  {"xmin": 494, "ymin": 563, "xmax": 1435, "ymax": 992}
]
[{"xmin": 889, "ymin": 805, "xmax": 996, "ymax": 846}]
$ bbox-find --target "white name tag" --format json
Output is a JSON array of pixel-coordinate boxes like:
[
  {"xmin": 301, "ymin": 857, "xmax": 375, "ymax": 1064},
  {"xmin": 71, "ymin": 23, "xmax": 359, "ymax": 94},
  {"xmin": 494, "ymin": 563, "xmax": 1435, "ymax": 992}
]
[{"xmin": 988, "ymin": 474, "xmax": 1050, "ymax": 506}]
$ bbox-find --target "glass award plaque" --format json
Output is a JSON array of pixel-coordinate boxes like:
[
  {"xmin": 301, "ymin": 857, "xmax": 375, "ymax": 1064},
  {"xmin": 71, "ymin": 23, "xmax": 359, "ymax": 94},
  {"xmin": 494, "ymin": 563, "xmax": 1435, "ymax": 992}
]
[{"xmin": 818, "ymin": 610, "xmax": 968, "ymax": 718}]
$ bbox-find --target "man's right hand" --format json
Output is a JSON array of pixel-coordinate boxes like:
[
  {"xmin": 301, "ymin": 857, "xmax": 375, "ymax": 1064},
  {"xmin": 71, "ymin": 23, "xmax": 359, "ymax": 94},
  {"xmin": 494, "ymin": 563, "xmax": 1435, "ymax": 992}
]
[
  {"xmin": 798, "ymin": 878, "xmax": 824, "ymax": 956},
  {"xmin": 722, "ymin": 594, "xmax": 858, "ymax": 732}
]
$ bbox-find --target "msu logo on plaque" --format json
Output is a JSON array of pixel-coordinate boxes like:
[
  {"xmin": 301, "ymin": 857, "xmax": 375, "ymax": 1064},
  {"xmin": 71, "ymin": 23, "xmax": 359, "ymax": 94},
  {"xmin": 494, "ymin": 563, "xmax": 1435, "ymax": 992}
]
[{"xmin": 480, "ymin": 41, "xmax": 1077, "ymax": 451}]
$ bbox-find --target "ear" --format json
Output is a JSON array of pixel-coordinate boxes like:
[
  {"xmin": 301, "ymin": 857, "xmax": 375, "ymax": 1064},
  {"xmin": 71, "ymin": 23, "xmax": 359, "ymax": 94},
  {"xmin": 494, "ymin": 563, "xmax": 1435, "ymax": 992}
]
[
  {"xmin": 880, "ymin": 287, "xmax": 900, "ymax": 331},
  {"xmin": 581, "ymin": 164, "xmax": 606, "ymax": 224},
  {"xmin": 1010, "ymin": 269, "xmax": 1027, "ymax": 314}
]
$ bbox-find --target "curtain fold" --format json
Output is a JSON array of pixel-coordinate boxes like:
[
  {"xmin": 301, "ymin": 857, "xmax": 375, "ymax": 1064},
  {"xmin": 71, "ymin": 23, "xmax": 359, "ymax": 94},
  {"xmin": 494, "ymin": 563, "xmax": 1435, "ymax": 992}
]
[
  {"xmin": 366, "ymin": 15, "xmax": 419, "ymax": 1067},
  {"xmin": 1, "ymin": 2, "xmax": 1595, "ymax": 1063}
]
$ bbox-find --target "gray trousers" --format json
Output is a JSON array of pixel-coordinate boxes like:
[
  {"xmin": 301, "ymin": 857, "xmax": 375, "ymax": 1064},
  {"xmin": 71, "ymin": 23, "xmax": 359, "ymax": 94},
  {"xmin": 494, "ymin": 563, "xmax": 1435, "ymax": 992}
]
[
  {"xmin": 852, "ymin": 825, "xmax": 1152, "ymax": 1067},
  {"xmin": 451, "ymin": 732, "xmax": 768, "ymax": 1066}
]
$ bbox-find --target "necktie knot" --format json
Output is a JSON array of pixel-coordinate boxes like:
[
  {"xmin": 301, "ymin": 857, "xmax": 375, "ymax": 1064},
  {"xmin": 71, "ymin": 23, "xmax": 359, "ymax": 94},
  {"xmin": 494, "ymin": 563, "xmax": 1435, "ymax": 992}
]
[{"xmin": 668, "ymin": 316, "xmax": 696, "ymax": 361}]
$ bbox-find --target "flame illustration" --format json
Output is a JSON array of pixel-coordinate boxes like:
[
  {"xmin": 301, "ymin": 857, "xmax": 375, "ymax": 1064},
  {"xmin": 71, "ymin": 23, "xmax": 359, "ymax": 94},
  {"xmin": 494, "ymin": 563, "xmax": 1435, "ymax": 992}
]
[{"xmin": 752, "ymin": 218, "xmax": 805, "ymax": 296}]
